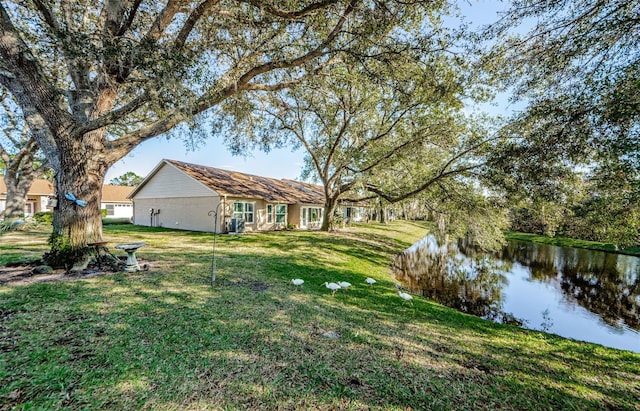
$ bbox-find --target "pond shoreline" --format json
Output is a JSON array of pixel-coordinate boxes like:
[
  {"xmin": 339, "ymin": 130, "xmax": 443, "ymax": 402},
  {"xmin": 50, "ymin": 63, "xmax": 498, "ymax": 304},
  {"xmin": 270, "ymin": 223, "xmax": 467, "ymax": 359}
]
[
  {"xmin": 394, "ymin": 233, "xmax": 640, "ymax": 353},
  {"xmin": 505, "ymin": 231, "xmax": 640, "ymax": 257}
]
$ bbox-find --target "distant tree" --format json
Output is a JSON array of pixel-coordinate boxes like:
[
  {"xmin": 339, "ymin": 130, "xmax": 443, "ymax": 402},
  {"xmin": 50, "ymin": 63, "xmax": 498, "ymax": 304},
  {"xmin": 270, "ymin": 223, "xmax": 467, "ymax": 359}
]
[
  {"xmin": 485, "ymin": 0, "xmax": 640, "ymax": 245},
  {"xmin": 0, "ymin": 92, "xmax": 48, "ymax": 219},
  {"xmin": 560, "ymin": 165, "xmax": 640, "ymax": 247},
  {"xmin": 109, "ymin": 171, "xmax": 143, "ymax": 187},
  {"xmin": 0, "ymin": 0, "xmax": 452, "ymax": 267}
]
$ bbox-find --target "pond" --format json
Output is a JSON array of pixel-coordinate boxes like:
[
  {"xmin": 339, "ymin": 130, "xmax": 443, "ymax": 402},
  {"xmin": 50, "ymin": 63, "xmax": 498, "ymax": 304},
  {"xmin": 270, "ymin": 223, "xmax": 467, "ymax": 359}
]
[{"xmin": 391, "ymin": 235, "xmax": 640, "ymax": 353}]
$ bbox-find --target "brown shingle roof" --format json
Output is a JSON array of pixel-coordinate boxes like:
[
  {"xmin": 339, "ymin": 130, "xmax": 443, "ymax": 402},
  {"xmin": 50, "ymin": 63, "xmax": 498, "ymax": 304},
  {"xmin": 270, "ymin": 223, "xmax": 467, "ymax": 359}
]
[
  {"xmin": 101, "ymin": 185, "xmax": 134, "ymax": 202},
  {"xmin": 0, "ymin": 178, "xmax": 132, "ymax": 202},
  {"xmin": 166, "ymin": 160, "xmax": 324, "ymax": 204},
  {"xmin": 0, "ymin": 178, "xmax": 54, "ymax": 195}
]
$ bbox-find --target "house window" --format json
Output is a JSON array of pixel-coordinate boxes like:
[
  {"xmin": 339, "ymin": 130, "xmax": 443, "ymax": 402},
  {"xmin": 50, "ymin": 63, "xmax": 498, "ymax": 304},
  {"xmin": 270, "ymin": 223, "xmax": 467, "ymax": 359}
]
[
  {"xmin": 233, "ymin": 202, "xmax": 254, "ymax": 223},
  {"xmin": 266, "ymin": 204, "xmax": 273, "ymax": 223},
  {"xmin": 266, "ymin": 204, "xmax": 287, "ymax": 224},
  {"xmin": 105, "ymin": 204, "xmax": 115, "ymax": 216},
  {"xmin": 301, "ymin": 207, "xmax": 323, "ymax": 227},
  {"xmin": 275, "ymin": 204, "xmax": 287, "ymax": 223},
  {"xmin": 24, "ymin": 202, "xmax": 35, "ymax": 216}
]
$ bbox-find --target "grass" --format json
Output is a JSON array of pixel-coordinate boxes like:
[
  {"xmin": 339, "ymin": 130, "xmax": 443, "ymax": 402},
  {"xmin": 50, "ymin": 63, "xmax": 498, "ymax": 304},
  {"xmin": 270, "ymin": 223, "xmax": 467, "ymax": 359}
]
[
  {"xmin": 505, "ymin": 231, "xmax": 640, "ymax": 256},
  {"xmin": 1, "ymin": 221, "xmax": 639, "ymax": 410}
]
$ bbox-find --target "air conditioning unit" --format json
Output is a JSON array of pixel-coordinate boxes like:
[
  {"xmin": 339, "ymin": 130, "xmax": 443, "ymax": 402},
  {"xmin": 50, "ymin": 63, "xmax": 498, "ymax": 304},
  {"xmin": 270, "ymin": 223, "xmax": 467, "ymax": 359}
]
[{"xmin": 229, "ymin": 218, "xmax": 245, "ymax": 233}]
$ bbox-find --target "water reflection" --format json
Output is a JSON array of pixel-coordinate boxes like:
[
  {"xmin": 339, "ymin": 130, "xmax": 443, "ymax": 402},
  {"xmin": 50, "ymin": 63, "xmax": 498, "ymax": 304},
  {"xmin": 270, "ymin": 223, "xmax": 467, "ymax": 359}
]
[
  {"xmin": 391, "ymin": 235, "xmax": 640, "ymax": 352},
  {"xmin": 391, "ymin": 236, "xmax": 519, "ymax": 324},
  {"xmin": 501, "ymin": 241, "xmax": 640, "ymax": 330}
]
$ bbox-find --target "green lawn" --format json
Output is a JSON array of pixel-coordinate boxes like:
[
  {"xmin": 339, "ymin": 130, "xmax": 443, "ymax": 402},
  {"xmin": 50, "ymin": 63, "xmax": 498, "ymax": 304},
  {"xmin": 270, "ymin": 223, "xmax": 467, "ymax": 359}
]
[
  {"xmin": 505, "ymin": 231, "xmax": 640, "ymax": 256},
  {"xmin": 1, "ymin": 222, "xmax": 638, "ymax": 410}
]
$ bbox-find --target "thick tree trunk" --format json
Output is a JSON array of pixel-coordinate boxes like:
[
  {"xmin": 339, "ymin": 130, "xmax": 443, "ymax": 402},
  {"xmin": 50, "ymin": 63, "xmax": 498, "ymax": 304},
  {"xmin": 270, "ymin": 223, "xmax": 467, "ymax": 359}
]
[
  {"xmin": 378, "ymin": 204, "xmax": 386, "ymax": 223},
  {"xmin": 46, "ymin": 133, "xmax": 109, "ymax": 269},
  {"xmin": 2, "ymin": 168, "xmax": 34, "ymax": 219},
  {"xmin": 1, "ymin": 138, "xmax": 37, "ymax": 219},
  {"xmin": 53, "ymin": 167, "xmax": 104, "ymax": 247},
  {"xmin": 320, "ymin": 196, "xmax": 338, "ymax": 231}
]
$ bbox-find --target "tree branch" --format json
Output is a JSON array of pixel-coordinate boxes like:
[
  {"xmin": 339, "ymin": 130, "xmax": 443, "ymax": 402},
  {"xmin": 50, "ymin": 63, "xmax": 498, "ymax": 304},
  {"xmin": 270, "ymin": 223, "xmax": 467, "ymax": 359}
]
[
  {"xmin": 31, "ymin": 0, "xmax": 62, "ymax": 31},
  {"xmin": 145, "ymin": 0, "xmax": 182, "ymax": 42},
  {"xmin": 0, "ymin": 3, "xmax": 73, "ymax": 140},
  {"xmin": 75, "ymin": 90, "xmax": 151, "ymax": 136},
  {"xmin": 365, "ymin": 163, "xmax": 486, "ymax": 204},
  {"xmin": 174, "ymin": 0, "xmax": 220, "ymax": 49},
  {"xmin": 117, "ymin": 0, "xmax": 144, "ymax": 36},
  {"xmin": 107, "ymin": 0, "xmax": 357, "ymax": 163},
  {"xmin": 243, "ymin": 78, "xmax": 306, "ymax": 92},
  {"xmin": 238, "ymin": 0, "xmax": 342, "ymax": 19}
]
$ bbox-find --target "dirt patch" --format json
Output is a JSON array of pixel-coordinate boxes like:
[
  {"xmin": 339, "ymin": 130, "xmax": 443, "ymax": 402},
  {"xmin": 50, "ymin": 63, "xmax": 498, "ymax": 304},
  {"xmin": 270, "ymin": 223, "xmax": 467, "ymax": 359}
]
[{"xmin": 0, "ymin": 258, "xmax": 155, "ymax": 287}]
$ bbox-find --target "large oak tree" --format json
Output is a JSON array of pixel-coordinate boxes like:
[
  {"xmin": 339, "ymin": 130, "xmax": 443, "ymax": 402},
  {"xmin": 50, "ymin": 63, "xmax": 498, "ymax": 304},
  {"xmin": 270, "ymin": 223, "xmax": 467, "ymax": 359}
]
[
  {"xmin": 0, "ymin": 0, "xmax": 448, "ymax": 266},
  {"xmin": 225, "ymin": 56, "xmax": 477, "ymax": 230}
]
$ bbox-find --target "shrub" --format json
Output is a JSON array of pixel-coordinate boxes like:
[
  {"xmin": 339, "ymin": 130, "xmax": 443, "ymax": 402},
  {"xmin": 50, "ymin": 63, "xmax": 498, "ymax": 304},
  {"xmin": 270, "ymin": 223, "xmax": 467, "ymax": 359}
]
[
  {"xmin": 33, "ymin": 211, "xmax": 53, "ymax": 225},
  {"xmin": 103, "ymin": 218, "xmax": 132, "ymax": 225},
  {"xmin": 0, "ymin": 218, "xmax": 41, "ymax": 234},
  {"xmin": 0, "ymin": 219, "xmax": 20, "ymax": 234}
]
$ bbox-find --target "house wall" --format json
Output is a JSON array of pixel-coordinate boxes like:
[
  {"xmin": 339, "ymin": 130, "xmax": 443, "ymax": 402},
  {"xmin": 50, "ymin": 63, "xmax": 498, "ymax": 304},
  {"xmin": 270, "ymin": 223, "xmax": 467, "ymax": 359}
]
[
  {"xmin": 133, "ymin": 196, "xmax": 222, "ymax": 232},
  {"xmin": 134, "ymin": 194, "xmax": 297, "ymax": 233},
  {"xmin": 288, "ymin": 204, "xmax": 301, "ymax": 229},
  {"xmin": 133, "ymin": 196, "xmax": 291, "ymax": 233},
  {"xmin": 131, "ymin": 163, "xmax": 332, "ymax": 232},
  {"xmin": 38, "ymin": 196, "xmax": 48, "ymax": 213},
  {"xmin": 134, "ymin": 163, "xmax": 215, "ymax": 199},
  {"xmin": 225, "ymin": 197, "xmax": 289, "ymax": 232},
  {"xmin": 102, "ymin": 202, "xmax": 133, "ymax": 219},
  {"xmin": 290, "ymin": 203, "xmax": 325, "ymax": 229},
  {"xmin": 131, "ymin": 164, "xmax": 224, "ymax": 232}
]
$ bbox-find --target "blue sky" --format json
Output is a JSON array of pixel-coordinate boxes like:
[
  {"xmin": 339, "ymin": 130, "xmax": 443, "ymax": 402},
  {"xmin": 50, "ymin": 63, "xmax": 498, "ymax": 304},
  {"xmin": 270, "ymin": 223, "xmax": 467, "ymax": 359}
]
[{"xmin": 106, "ymin": 0, "xmax": 509, "ymax": 183}]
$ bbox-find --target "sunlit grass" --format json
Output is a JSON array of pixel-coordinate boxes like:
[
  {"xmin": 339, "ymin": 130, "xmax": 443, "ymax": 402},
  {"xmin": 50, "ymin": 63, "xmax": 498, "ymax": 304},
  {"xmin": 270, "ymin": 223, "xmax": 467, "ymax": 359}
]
[
  {"xmin": 1, "ymin": 222, "xmax": 638, "ymax": 410},
  {"xmin": 506, "ymin": 231, "xmax": 640, "ymax": 256}
]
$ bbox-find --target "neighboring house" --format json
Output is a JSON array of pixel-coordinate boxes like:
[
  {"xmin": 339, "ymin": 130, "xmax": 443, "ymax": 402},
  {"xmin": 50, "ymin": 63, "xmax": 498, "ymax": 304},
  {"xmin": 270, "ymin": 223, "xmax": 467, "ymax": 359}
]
[
  {"xmin": 101, "ymin": 185, "xmax": 135, "ymax": 219},
  {"xmin": 0, "ymin": 178, "xmax": 53, "ymax": 216},
  {"xmin": 128, "ymin": 159, "xmax": 333, "ymax": 233},
  {"xmin": 0, "ymin": 178, "xmax": 134, "ymax": 218},
  {"xmin": 340, "ymin": 204, "xmax": 367, "ymax": 224}
]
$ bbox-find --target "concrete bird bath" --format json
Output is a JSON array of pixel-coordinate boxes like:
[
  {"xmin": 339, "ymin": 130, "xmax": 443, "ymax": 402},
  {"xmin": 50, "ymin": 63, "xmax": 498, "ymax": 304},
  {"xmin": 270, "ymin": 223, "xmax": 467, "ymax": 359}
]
[{"xmin": 115, "ymin": 242, "xmax": 146, "ymax": 272}]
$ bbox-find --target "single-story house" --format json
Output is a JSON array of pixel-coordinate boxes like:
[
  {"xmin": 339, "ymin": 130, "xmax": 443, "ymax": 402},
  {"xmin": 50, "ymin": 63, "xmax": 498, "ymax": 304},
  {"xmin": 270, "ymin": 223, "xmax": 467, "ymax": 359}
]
[
  {"xmin": 128, "ymin": 159, "xmax": 334, "ymax": 233},
  {"xmin": 0, "ymin": 178, "xmax": 134, "ymax": 219},
  {"xmin": 101, "ymin": 185, "xmax": 135, "ymax": 219},
  {"xmin": 0, "ymin": 178, "xmax": 53, "ymax": 216}
]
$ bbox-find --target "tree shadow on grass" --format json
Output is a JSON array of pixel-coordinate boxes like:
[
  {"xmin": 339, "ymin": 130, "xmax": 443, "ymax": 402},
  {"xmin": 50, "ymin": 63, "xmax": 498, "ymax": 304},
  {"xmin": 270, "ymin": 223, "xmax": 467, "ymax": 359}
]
[{"xmin": 1, "ymin": 225, "xmax": 639, "ymax": 409}]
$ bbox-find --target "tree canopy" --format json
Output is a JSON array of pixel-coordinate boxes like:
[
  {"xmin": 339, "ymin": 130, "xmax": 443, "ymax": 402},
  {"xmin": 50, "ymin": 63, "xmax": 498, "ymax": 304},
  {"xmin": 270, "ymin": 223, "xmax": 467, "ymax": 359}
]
[
  {"xmin": 223, "ymin": 49, "xmax": 483, "ymax": 229},
  {"xmin": 109, "ymin": 171, "xmax": 143, "ymax": 186},
  {"xmin": 484, "ymin": 0, "xmax": 640, "ymax": 245},
  {"xmin": 0, "ymin": 0, "xmax": 455, "ymax": 265}
]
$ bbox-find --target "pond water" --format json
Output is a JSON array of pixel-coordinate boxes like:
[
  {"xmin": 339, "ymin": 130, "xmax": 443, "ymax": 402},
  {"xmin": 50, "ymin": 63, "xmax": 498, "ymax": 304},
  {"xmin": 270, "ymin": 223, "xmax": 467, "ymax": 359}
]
[{"xmin": 391, "ymin": 236, "xmax": 640, "ymax": 353}]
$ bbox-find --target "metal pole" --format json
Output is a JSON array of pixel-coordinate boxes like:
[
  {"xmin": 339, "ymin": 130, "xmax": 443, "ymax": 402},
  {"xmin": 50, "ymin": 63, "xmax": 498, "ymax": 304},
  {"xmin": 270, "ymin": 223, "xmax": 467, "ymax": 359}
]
[{"xmin": 208, "ymin": 202, "xmax": 222, "ymax": 285}]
